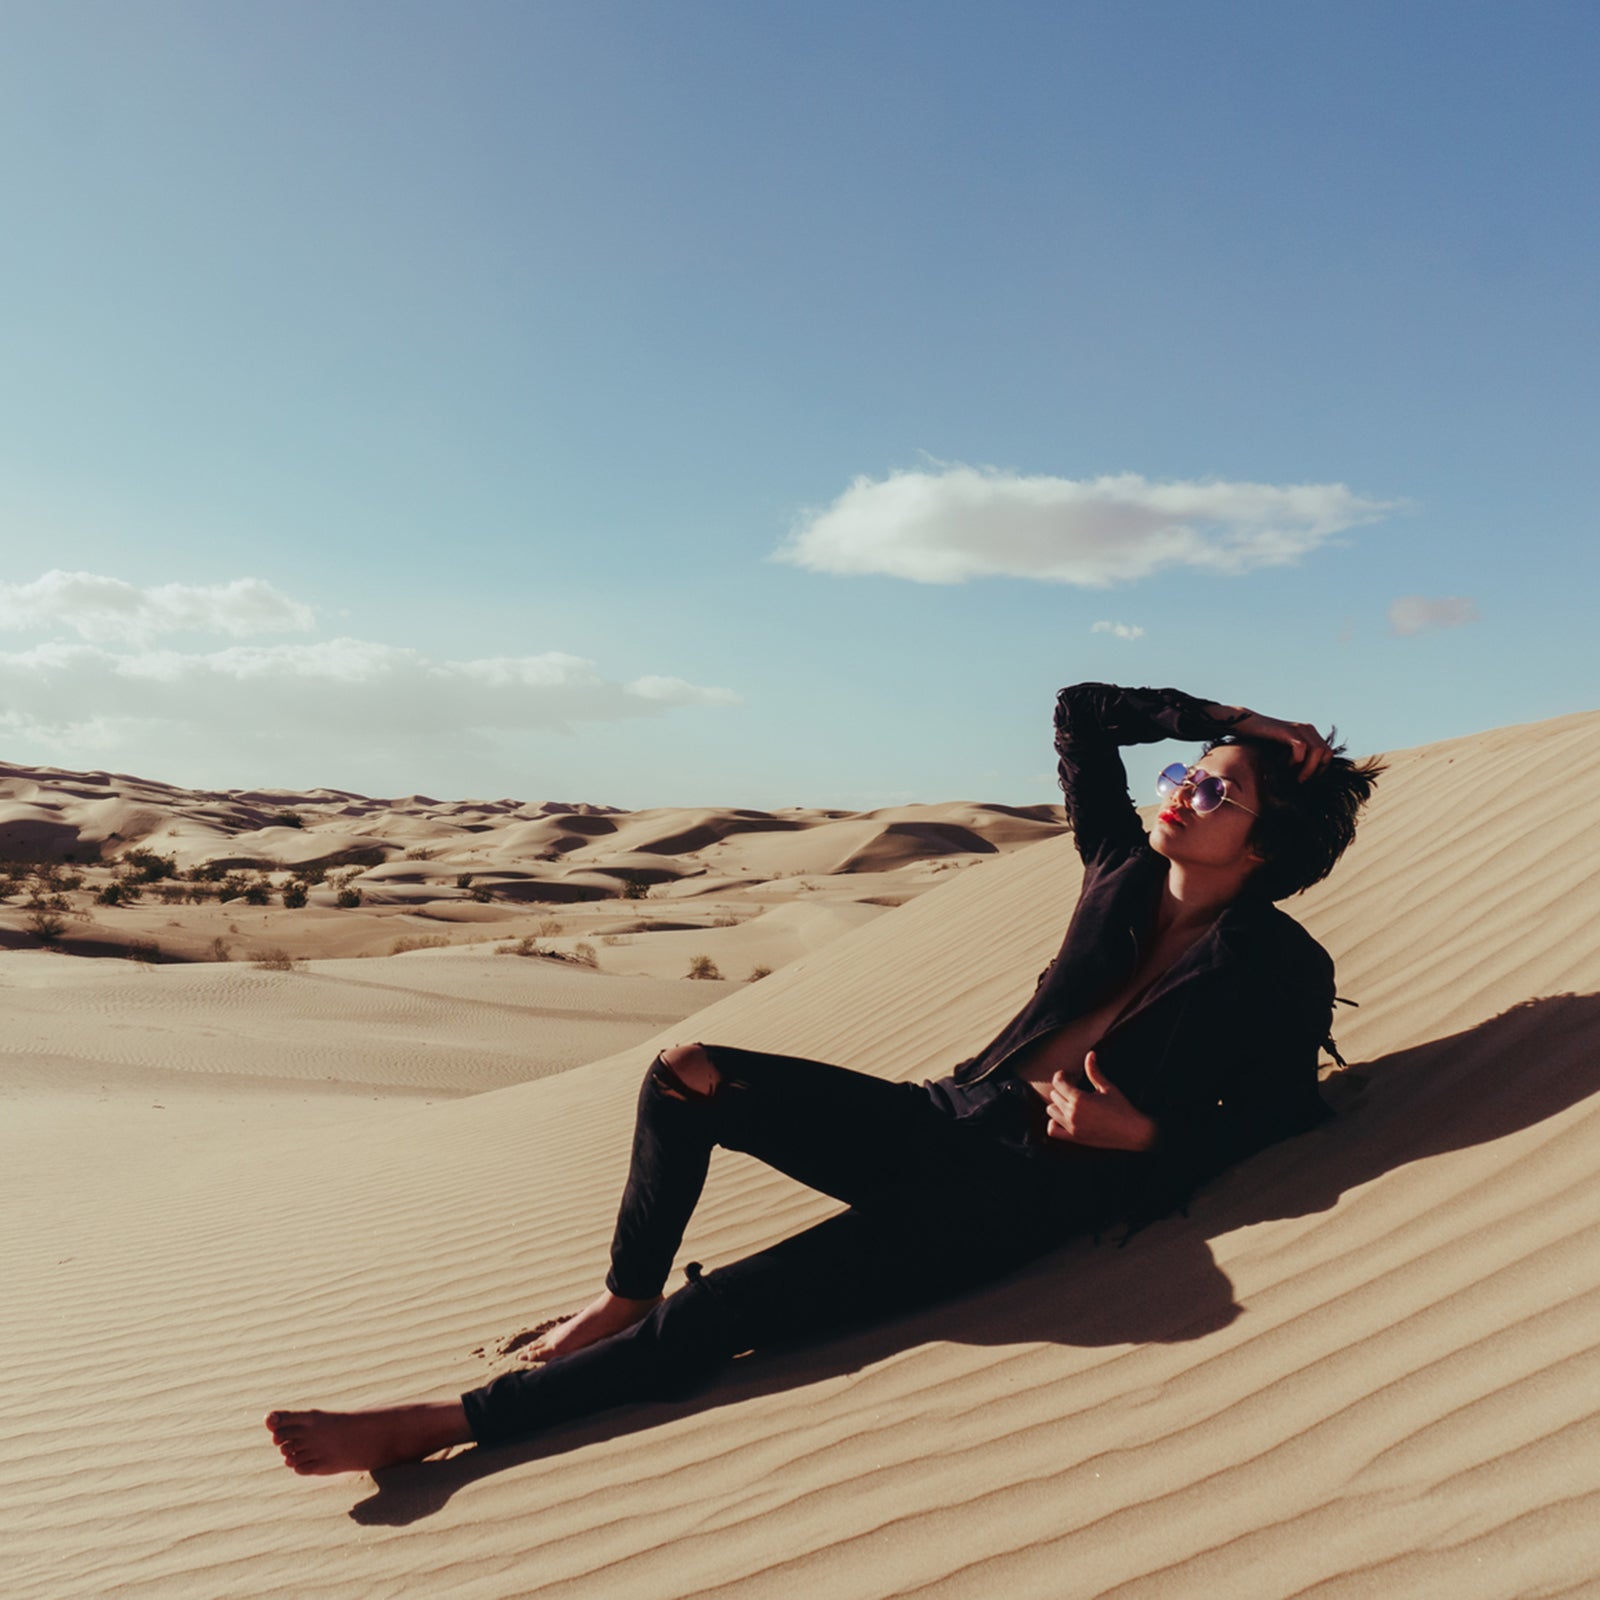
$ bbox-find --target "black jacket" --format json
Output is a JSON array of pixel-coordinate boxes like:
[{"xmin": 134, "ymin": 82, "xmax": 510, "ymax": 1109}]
[{"xmin": 952, "ymin": 683, "xmax": 1337, "ymax": 1216}]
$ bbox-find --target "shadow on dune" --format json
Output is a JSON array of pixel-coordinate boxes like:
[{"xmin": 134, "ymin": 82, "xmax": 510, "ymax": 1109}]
[{"xmin": 350, "ymin": 991, "xmax": 1600, "ymax": 1526}]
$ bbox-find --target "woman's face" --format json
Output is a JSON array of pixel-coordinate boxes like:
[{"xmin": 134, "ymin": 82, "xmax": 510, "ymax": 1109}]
[{"xmin": 1149, "ymin": 742, "xmax": 1265, "ymax": 875}]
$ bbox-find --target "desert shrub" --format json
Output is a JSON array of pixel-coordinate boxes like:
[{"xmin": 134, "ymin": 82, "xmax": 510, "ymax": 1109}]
[
  {"xmin": 495, "ymin": 935, "xmax": 543, "ymax": 958},
  {"xmin": 187, "ymin": 861, "xmax": 226, "ymax": 882},
  {"xmin": 186, "ymin": 884, "xmax": 215, "ymax": 904},
  {"xmin": 336, "ymin": 887, "xmax": 363, "ymax": 908},
  {"xmin": 300, "ymin": 862, "xmax": 327, "ymax": 885},
  {"xmin": 242, "ymin": 881, "xmax": 272, "ymax": 906},
  {"xmin": 273, "ymin": 811, "xmax": 305, "ymax": 829},
  {"xmin": 711, "ymin": 915, "xmax": 738, "ymax": 928},
  {"xmin": 27, "ymin": 908, "xmax": 66, "ymax": 943},
  {"xmin": 537, "ymin": 917, "xmax": 562, "ymax": 936},
  {"xmin": 570, "ymin": 941, "xmax": 598, "ymax": 968},
  {"xmin": 470, "ymin": 884, "xmax": 494, "ymax": 903},
  {"xmin": 281, "ymin": 882, "xmax": 309, "ymax": 909},
  {"xmin": 391, "ymin": 935, "xmax": 449, "ymax": 954},
  {"xmin": 686, "ymin": 954, "xmax": 721, "ymax": 980},
  {"xmin": 404, "ymin": 847, "xmax": 437, "ymax": 861},
  {"xmin": 251, "ymin": 947, "xmax": 301, "ymax": 972},
  {"xmin": 210, "ymin": 936, "xmax": 233, "ymax": 962},
  {"xmin": 125, "ymin": 939, "xmax": 161, "ymax": 965},
  {"xmin": 621, "ymin": 879, "xmax": 649, "ymax": 900},
  {"xmin": 328, "ymin": 846, "xmax": 386, "ymax": 869},
  {"xmin": 455, "ymin": 872, "xmax": 475, "ymax": 890},
  {"xmin": 56, "ymin": 872, "xmax": 83, "ymax": 893},
  {"xmin": 96, "ymin": 882, "xmax": 140, "ymax": 907},
  {"xmin": 158, "ymin": 884, "xmax": 186, "ymax": 904},
  {"xmin": 747, "ymin": 965, "xmax": 773, "ymax": 982},
  {"xmin": 123, "ymin": 849, "xmax": 176, "ymax": 882},
  {"xmin": 216, "ymin": 874, "xmax": 249, "ymax": 903},
  {"xmin": 600, "ymin": 933, "xmax": 624, "ymax": 946}
]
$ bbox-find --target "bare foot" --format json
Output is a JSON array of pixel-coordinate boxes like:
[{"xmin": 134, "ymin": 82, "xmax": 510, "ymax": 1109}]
[
  {"xmin": 264, "ymin": 1401, "xmax": 472, "ymax": 1475},
  {"xmin": 517, "ymin": 1289, "xmax": 661, "ymax": 1363}
]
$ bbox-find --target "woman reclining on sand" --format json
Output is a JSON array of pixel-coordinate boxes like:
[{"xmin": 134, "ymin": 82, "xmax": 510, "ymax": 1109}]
[{"xmin": 267, "ymin": 682, "xmax": 1384, "ymax": 1474}]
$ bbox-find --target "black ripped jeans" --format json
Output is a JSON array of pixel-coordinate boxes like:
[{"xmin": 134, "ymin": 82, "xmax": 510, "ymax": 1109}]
[{"xmin": 460, "ymin": 1043, "xmax": 1129, "ymax": 1448}]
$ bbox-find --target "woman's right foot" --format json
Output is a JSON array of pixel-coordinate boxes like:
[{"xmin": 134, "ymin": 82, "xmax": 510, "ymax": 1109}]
[{"xmin": 518, "ymin": 1290, "xmax": 661, "ymax": 1362}]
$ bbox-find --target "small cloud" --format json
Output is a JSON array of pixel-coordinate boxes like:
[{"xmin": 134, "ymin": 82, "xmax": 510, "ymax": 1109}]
[
  {"xmin": 1387, "ymin": 596, "xmax": 1480, "ymax": 636},
  {"xmin": 775, "ymin": 465, "xmax": 1394, "ymax": 586},
  {"xmin": 625, "ymin": 674, "xmax": 741, "ymax": 706},
  {"xmin": 1091, "ymin": 620, "xmax": 1145, "ymax": 641},
  {"xmin": 0, "ymin": 570, "xmax": 314, "ymax": 644}
]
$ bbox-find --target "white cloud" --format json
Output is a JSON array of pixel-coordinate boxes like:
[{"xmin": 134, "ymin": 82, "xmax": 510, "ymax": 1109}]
[
  {"xmin": 0, "ymin": 570, "xmax": 314, "ymax": 643},
  {"xmin": 0, "ymin": 638, "xmax": 739, "ymax": 783},
  {"xmin": 1091, "ymin": 620, "xmax": 1145, "ymax": 640},
  {"xmin": 1387, "ymin": 596, "xmax": 1480, "ymax": 636},
  {"xmin": 775, "ymin": 466, "xmax": 1393, "ymax": 586}
]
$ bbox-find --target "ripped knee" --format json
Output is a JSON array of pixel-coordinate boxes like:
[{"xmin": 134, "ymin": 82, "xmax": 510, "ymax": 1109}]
[{"xmin": 652, "ymin": 1042, "xmax": 722, "ymax": 1101}]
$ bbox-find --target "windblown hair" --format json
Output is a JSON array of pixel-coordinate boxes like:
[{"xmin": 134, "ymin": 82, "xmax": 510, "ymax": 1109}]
[{"xmin": 1202, "ymin": 732, "xmax": 1386, "ymax": 901}]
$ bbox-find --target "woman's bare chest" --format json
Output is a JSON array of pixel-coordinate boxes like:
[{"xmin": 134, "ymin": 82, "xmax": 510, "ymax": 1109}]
[{"xmin": 1011, "ymin": 927, "xmax": 1205, "ymax": 1095}]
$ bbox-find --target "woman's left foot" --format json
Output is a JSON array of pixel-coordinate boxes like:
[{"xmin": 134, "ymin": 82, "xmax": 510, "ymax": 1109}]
[{"xmin": 264, "ymin": 1401, "xmax": 472, "ymax": 1474}]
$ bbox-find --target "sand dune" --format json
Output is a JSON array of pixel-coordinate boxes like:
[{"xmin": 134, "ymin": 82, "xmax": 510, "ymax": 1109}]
[
  {"xmin": 0, "ymin": 768, "xmax": 1050, "ymax": 973},
  {"xmin": 3, "ymin": 711, "xmax": 1598, "ymax": 1598}
]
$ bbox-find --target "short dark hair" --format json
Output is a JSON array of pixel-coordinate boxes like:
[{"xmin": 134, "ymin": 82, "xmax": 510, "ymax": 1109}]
[{"xmin": 1202, "ymin": 732, "xmax": 1386, "ymax": 901}]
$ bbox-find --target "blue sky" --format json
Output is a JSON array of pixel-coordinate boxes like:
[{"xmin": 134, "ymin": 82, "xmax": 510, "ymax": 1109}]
[{"xmin": 1, "ymin": 1, "xmax": 1595, "ymax": 808}]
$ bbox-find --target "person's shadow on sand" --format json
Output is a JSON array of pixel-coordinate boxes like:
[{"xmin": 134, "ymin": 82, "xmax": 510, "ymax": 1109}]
[{"xmin": 350, "ymin": 991, "xmax": 1600, "ymax": 1526}]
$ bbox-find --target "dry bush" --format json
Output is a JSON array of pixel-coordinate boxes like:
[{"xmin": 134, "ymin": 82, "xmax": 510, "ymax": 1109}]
[
  {"xmin": 495, "ymin": 934, "xmax": 544, "ymax": 958},
  {"xmin": 537, "ymin": 917, "xmax": 562, "ymax": 936},
  {"xmin": 391, "ymin": 935, "xmax": 449, "ymax": 955},
  {"xmin": 27, "ymin": 908, "xmax": 66, "ymax": 943},
  {"xmin": 251, "ymin": 947, "xmax": 303, "ymax": 972},
  {"xmin": 210, "ymin": 936, "xmax": 233, "ymax": 962},
  {"xmin": 686, "ymin": 954, "xmax": 721, "ymax": 980},
  {"xmin": 336, "ymin": 887, "xmax": 363, "ymax": 908},
  {"xmin": 125, "ymin": 939, "xmax": 162, "ymax": 965},
  {"xmin": 747, "ymin": 965, "xmax": 773, "ymax": 982},
  {"xmin": 570, "ymin": 941, "xmax": 598, "ymax": 968},
  {"xmin": 281, "ymin": 882, "xmax": 309, "ymax": 908},
  {"xmin": 711, "ymin": 915, "xmax": 739, "ymax": 927},
  {"xmin": 123, "ymin": 849, "xmax": 176, "ymax": 882}
]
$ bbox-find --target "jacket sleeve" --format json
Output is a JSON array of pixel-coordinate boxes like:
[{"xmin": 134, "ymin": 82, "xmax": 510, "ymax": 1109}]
[{"xmin": 1054, "ymin": 683, "xmax": 1249, "ymax": 866}]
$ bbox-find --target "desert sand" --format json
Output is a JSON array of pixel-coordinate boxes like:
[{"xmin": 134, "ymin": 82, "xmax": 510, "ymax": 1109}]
[{"xmin": 4, "ymin": 711, "xmax": 1599, "ymax": 1599}]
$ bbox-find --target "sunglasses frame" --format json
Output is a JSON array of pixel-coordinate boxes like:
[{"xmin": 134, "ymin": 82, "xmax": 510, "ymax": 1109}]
[{"xmin": 1156, "ymin": 762, "xmax": 1260, "ymax": 818}]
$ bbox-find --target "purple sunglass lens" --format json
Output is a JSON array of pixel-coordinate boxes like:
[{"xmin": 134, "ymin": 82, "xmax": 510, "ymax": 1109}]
[{"xmin": 1156, "ymin": 763, "xmax": 1188, "ymax": 798}]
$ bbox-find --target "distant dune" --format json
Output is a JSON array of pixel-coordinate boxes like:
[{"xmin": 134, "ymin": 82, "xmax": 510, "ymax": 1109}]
[
  {"xmin": 0, "ymin": 764, "xmax": 1058, "ymax": 979},
  {"xmin": 3, "ymin": 711, "xmax": 1598, "ymax": 1598}
]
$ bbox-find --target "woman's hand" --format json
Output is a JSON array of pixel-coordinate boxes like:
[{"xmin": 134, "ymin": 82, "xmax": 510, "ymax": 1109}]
[
  {"xmin": 1045, "ymin": 1052, "xmax": 1158, "ymax": 1151},
  {"xmin": 1229, "ymin": 710, "xmax": 1334, "ymax": 781}
]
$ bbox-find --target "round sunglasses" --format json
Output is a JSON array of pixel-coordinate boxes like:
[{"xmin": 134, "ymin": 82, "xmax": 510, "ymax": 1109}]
[{"xmin": 1155, "ymin": 762, "xmax": 1259, "ymax": 818}]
